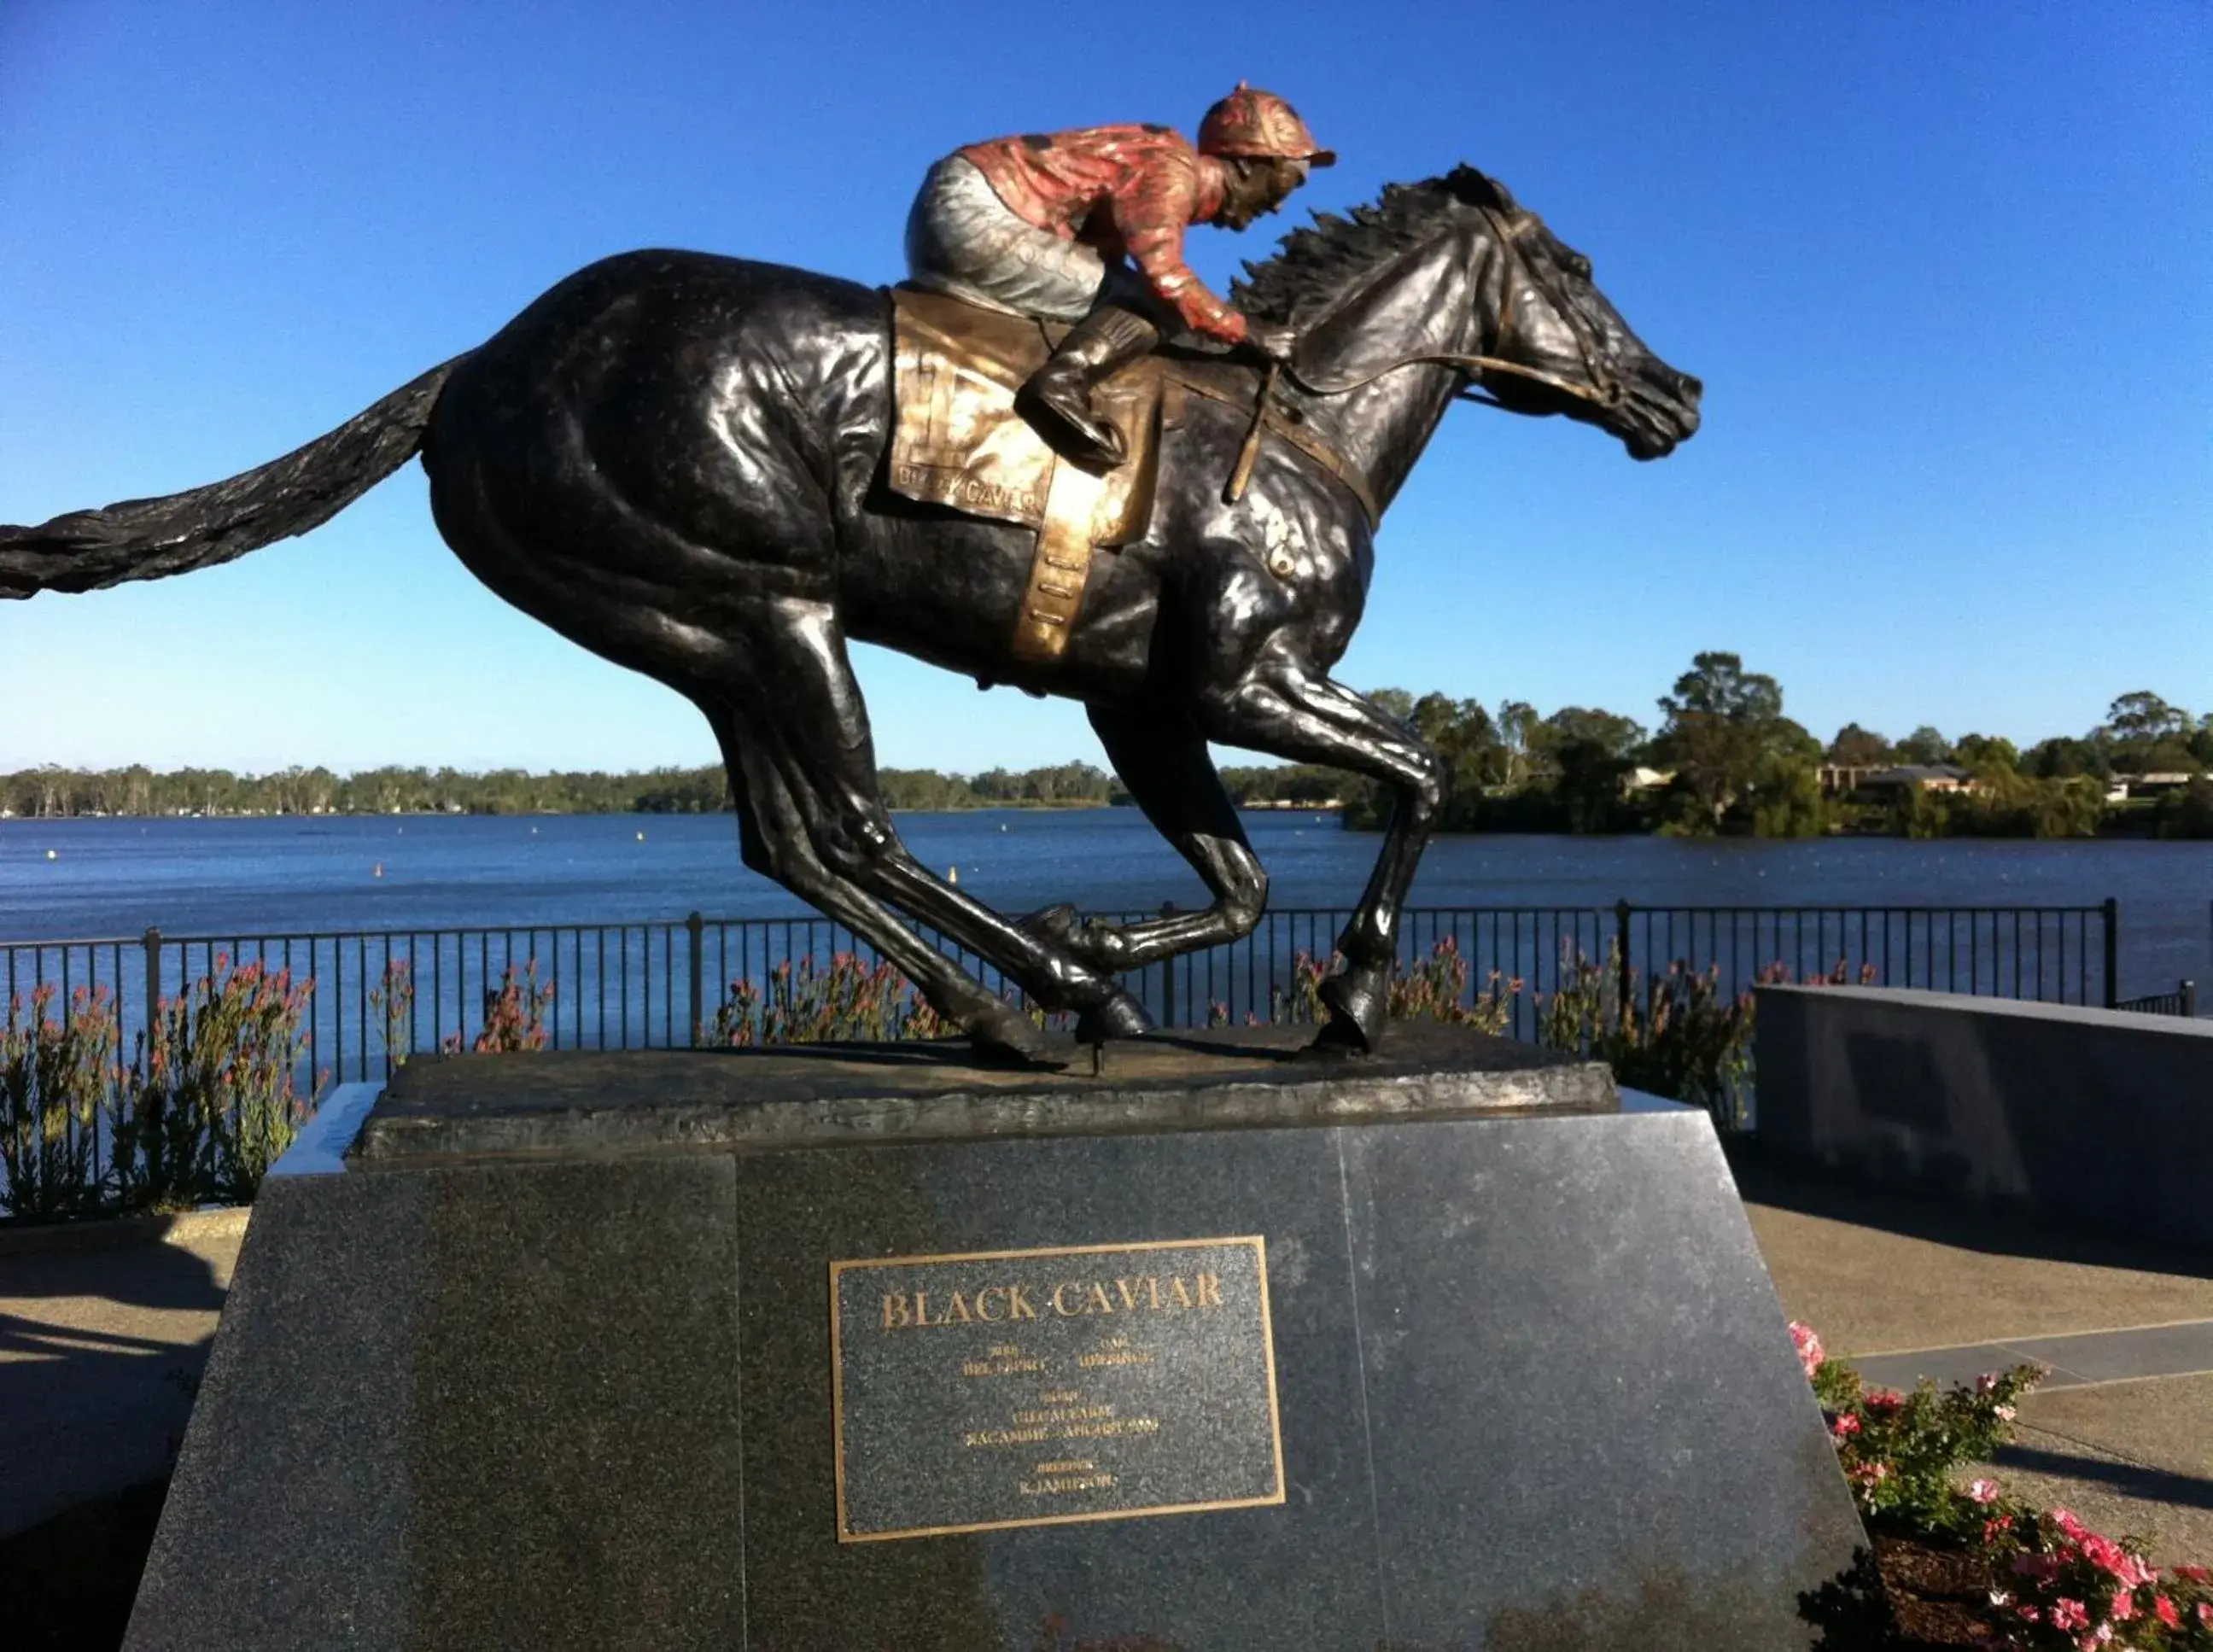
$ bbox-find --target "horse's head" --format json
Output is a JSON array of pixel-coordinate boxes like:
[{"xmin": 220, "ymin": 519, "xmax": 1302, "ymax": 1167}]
[
  {"xmin": 1234, "ymin": 167, "xmax": 1703, "ymax": 507},
  {"xmin": 1460, "ymin": 172, "xmax": 1702, "ymax": 460}
]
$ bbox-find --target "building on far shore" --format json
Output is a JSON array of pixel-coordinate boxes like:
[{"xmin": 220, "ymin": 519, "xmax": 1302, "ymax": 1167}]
[
  {"xmin": 1856, "ymin": 764, "xmax": 1977, "ymax": 797},
  {"xmin": 2108, "ymin": 772, "xmax": 2197, "ymax": 801}
]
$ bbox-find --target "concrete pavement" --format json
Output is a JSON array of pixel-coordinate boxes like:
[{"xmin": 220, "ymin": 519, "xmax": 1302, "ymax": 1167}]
[
  {"xmin": 0, "ymin": 1212, "xmax": 244, "ymax": 1537},
  {"xmin": 1739, "ymin": 1144, "xmax": 2213, "ymax": 1565}
]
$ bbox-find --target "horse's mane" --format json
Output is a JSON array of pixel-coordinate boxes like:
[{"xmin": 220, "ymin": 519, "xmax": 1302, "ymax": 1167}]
[{"xmin": 1230, "ymin": 164, "xmax": 1518, "ymax": 327}]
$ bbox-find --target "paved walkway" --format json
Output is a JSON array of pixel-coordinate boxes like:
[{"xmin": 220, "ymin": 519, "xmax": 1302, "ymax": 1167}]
[
  {"xmin": 0, "ymin": 1214, "xmax": 244, "ymax": 1536},
  {"xmin": 1848, "ymin": 1319, "xmax": 2213, "ymax": 1394},
  {"xmin": 1739, "ymin": 1146, "xmax": 2213, "ymax": 1565}
]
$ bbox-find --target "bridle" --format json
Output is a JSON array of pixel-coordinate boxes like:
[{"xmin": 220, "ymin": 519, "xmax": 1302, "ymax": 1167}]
[
  {"xmin": 1213, "ymin": 204, "xmax": 1627, "ymax": 517},
  {"xmin": 1272, "ymin": 206, "xmax": 1625, "ymax": 412}
]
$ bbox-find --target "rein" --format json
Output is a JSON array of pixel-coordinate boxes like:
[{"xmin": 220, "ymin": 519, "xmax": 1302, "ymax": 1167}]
[
  {"xmin": 1283, "ymin": 350, "xmax": 1619, "ymax": 409},
  {"xmin": 1219, "ymin": 207, "xmax": 1620, "ymax": 514}
]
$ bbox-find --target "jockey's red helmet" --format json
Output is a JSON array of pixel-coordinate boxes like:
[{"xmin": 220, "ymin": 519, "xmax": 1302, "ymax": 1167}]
[{"xmin": 1198, "ymin": 83, "xmax": 1336, "ymax": 167}]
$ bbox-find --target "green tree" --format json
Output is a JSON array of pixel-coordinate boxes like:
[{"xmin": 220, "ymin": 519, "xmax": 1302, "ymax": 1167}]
[
  {"xmin": 1894, "ymin": 726, "xmax": 1952, "ymax": 766},
  {"xmin": 1653, "ymin": 652, "xmax": 1792, "ymax": 832},
  {"xmin": 2023, "ymin": 735, "xmax": 2104, "ymax": 780},
  {"xmin": 1527, "ymin": 707, "xmax": 1646, "ymax": 833},
  {"xmin": 1750, "ymin": 750, "xmax": 1829, "ymax": 838},
  {"xmin": 2153, "ymin": 776, "xmax": 2213, "ymax": 840},
  {"xmin": 1951, "ymin": 733, "xmax": 2019, "ymax": 779},
  {"xmin": 1825, "ymin": 724, "xmax": 1891, "ymax": 768},
  {"xmin": 2103, "ymin": 691, "xmax": 2191, "ymax": 746},
  {"xmin": 2098, "ymin": 692, "xmax": 2201, "ymax": 776}
]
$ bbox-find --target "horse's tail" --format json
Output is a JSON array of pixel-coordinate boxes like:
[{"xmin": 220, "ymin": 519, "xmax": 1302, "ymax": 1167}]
[{"xmin": 0, "ymin": 356, "xmax": 464, "ymax": 598}]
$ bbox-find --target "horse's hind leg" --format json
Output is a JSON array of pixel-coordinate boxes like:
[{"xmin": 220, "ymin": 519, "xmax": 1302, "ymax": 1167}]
[
  {"xmin": 1022, "ymin": 703, "xmax": 1269, "ymax": 973},
  {"xmin": 700, "ymin": 594, "xmax": 1151, "ymax": 1049},
  {"xmin": 699, "ymin": 695, "xmax": 1044, "ymax": 1059}
]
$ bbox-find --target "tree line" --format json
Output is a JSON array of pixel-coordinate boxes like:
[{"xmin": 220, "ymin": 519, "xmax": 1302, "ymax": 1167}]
[
  {"xmin": 8, "ymin": 655, "xmax": 2210, "ymax": 838},
  {"xmin": 1335, "ymin": 656, "xmax": 2213, "ymax": 839},
  {"xmin": 0, "ymin": 761, "xmax": 1137, "ymax": 820}
]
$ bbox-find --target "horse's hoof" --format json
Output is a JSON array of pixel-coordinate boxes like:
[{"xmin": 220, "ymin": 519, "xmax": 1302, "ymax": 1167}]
[
  {"xmin": 1018, "ymin": 902, "xmax": 1080, "ymax": 944},
  {"xmin": 964, "ymin": 1002, "xmax": 1058, "ymax": 1069},
  {"xmin": 1314, "ymin": 967, "xmax": 1387, "ymax": 1054},
  {"xmin": 1018, "ymin": 903, "xmax": 1122, "ymax": 973},
  {"xmin": 1074, "ymin": 988, "xmax": 1153, "ymax": 1045}
]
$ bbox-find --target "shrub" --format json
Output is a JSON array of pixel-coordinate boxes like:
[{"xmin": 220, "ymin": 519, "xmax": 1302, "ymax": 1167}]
[
  {"xmin": 1538, "ymin": 942, "xmax": 1755, "ymax": 1125},
  {"xmin": 709, "ymin": 952, "xmax": 959, "ymax": 1046},
  {"xmin": 0, "ymin": 984, "xmax": 119, "ymax": 1220},
  {"xmin": 447, "ymin": 962, "xmax": 554, "ymax": 1054},
  {"xmin": 1808, "ymin": 1348, "xmax": 2042, "ymax": 1541},
  {"xmin": 1789, "ymin": 1322, "xmax": 2213, "ymax": 1649},
  {"xmin": 367, "ymin": 958, "xmax": 415, "ymax": 1071},
  {"xmin": 1985, "ymin": 1512, "xmax": 2213, "ymax": 1648},
  {"xmin": 1270, "ymin": 937, "xmax": 1516, "ymax": 1033},
  {"xmin": 114, "ymin": 956, "xmax": 315, "ymax": 1210}
]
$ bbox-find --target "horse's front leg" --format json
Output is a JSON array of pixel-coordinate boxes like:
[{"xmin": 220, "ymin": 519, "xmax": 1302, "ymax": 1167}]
[
  {"xmin": 1021, "ymin": 702, "xmax": 1269, "ymax": 972},
  {"xmin": 1198, "ymin": 666, "xmax": 1447, "ymax": 1051}
]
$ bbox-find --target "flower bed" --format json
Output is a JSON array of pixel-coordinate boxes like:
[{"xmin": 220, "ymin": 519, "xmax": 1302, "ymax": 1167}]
[{"xmin": 1790, "ymin": 1322, "xmax": 2213, "ymax": 1649}]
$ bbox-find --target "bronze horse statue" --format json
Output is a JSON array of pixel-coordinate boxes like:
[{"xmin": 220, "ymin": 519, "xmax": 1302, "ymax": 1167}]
[{"xmin": 0, "ymin": 166, "xmax": 1700, "ymax": 1063}]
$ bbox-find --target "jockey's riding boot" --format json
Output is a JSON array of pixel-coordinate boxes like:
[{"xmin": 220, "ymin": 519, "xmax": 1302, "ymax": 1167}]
[{"xmin": 1019, "ymin": 305, "xmax": 1160, "ymax": 468}]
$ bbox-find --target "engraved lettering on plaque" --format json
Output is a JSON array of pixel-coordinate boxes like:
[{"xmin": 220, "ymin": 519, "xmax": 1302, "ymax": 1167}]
[{"xmin": 829, "ymin": 1236, "xmax": 1284, "ymax": 1542}]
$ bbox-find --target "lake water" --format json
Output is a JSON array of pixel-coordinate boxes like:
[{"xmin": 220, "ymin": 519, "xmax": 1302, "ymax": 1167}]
[{"xmin": 3, "ymin": 811, "xmax": 2209, "ymax": 998}]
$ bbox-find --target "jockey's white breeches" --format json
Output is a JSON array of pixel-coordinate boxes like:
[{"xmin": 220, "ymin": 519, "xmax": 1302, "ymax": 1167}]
[{"xmin": 904, "ymin": 156, "xmax": 1147, "ymax": 321}]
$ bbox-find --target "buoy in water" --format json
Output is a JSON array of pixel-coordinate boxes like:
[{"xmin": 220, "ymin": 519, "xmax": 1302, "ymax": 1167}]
[
  {"xmin": 636, "ymin": 830, "xmax": 645, "ymax": 841},
  {"xmin": 45, "ymin": 849, "xmax": 57, "ymax": 861},
  {"xmin": 372, "ymin": 863, "xmax": 383, "ymax": 879}
]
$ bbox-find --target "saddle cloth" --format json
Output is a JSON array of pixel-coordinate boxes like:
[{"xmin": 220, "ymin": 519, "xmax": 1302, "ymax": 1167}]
[{"xmin": 887, "ymin": 284, "xmax": 1164, "ymax": 663}]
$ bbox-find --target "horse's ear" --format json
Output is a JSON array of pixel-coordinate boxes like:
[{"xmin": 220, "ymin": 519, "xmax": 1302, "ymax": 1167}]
[{"xmin": 1447, "ymin": 164, "xmax": 1516, "ymax": 213}]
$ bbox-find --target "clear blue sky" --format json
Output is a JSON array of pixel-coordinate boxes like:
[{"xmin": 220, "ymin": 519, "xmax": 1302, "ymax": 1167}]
[{"xmin": 3, "ymin": 1, "xmax": 2206, "ymax": 775}]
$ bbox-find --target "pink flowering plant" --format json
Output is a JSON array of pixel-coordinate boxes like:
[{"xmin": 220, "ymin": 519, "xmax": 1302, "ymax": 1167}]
[
  {"xmin": 709, "ymin": 952, "xmax": 958, "ymax": 1046},
  {"xmin": 116, "ymin": 954, "xmax": 317, "ymax": 1209},
  {"xmin": 1980, "ymin": 1514, "xmax": 2213, "ymax": 1650},
  {"xmin": 0, "ymin": 983, "xmax": 120, "ymax": 1219},
  {"xmin": 1790, "ymin": 1322, "xmax": 2213, "ymax": 1649},
  {"xmin": 447, "ymin": 961, "xmax": 556, "ymax": 1054},
  {"xmin": 1272, "ymin": 937, "xmax": 1517, "ymax": 1035},
  {"xmin": 1795, "ymin": 1322, "xmax": 2043, "ymax": 1540}
]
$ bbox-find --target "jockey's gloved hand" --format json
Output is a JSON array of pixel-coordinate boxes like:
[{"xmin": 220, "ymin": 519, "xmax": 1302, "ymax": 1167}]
[{"xmin": 1242, "ymin": 323, "xmax": 1299, "ymax": 366}]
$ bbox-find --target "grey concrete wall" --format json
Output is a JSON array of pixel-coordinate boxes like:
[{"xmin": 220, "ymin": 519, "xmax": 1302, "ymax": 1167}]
[{"xmin": 1755, "ymin": 985, "xmax": 2213, "ymax": 1250}]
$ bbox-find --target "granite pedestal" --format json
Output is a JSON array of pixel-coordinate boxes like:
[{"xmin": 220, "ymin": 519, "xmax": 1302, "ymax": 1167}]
[{"xmin": 126, "ymin": 1026, "xmax": 1863, "ymax": 1650}]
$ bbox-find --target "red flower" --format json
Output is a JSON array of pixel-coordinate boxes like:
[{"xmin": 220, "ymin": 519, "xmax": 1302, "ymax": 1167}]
[{"xmin": 1789, "ymin": 1322, "xmax": 1825, "ymax": 1379}]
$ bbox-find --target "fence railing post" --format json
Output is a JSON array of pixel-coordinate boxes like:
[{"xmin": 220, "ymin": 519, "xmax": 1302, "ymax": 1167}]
[
  {"xmin": 1614, "ymin": 900, "xmax": 1633, "ymax": 1019},
  {"xmin": 686, "ymin": 912, "xmax": 704, "ymax": 1048},
  {"xmin": 2182, "ymin": 979, "xmax": 2198, "ymax": 1019},
  {"xmin": 2101, "ymin": 897, "xmax": 2118, "ymax": 1009},
  {"xmin": 143, "ymin": 926, "xmax": 161, "ymax": 1022}
]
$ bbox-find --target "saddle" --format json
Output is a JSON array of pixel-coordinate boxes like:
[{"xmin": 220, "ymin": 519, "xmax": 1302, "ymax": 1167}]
[
  {"xmin": 887, "ymin": 285, "xmax": 1169, "ymax": 664},
  {"xmin": 887, "ymin": 285, "xmax": 1381, "ymax": 664}
]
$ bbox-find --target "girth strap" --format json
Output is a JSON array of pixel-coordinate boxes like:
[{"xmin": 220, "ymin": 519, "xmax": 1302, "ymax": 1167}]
[{"xmin": 1171, "ymin": 372, "xmax": 1384, "ymax": 530}]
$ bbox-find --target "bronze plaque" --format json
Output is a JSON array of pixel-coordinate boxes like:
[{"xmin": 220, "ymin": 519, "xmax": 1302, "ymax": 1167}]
[{"xmin": 829, "ymin": 1236, "xmax": 1284, "ymax": 1542}]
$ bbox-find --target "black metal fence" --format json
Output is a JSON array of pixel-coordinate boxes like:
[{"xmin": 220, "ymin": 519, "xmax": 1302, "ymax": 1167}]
[
  {"xmin": 2, "ymin": 898, "xmax": 2131, "ymax": 1092},
  {"xmin": 2115, "ymin": 978, "xmax": 2198, "ymax": 1018}
]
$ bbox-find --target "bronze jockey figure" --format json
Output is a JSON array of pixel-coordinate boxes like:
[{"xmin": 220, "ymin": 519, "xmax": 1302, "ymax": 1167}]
[{"xmin": 906, "ymin": 84, "xmax": 1333, "ymax": 467}]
